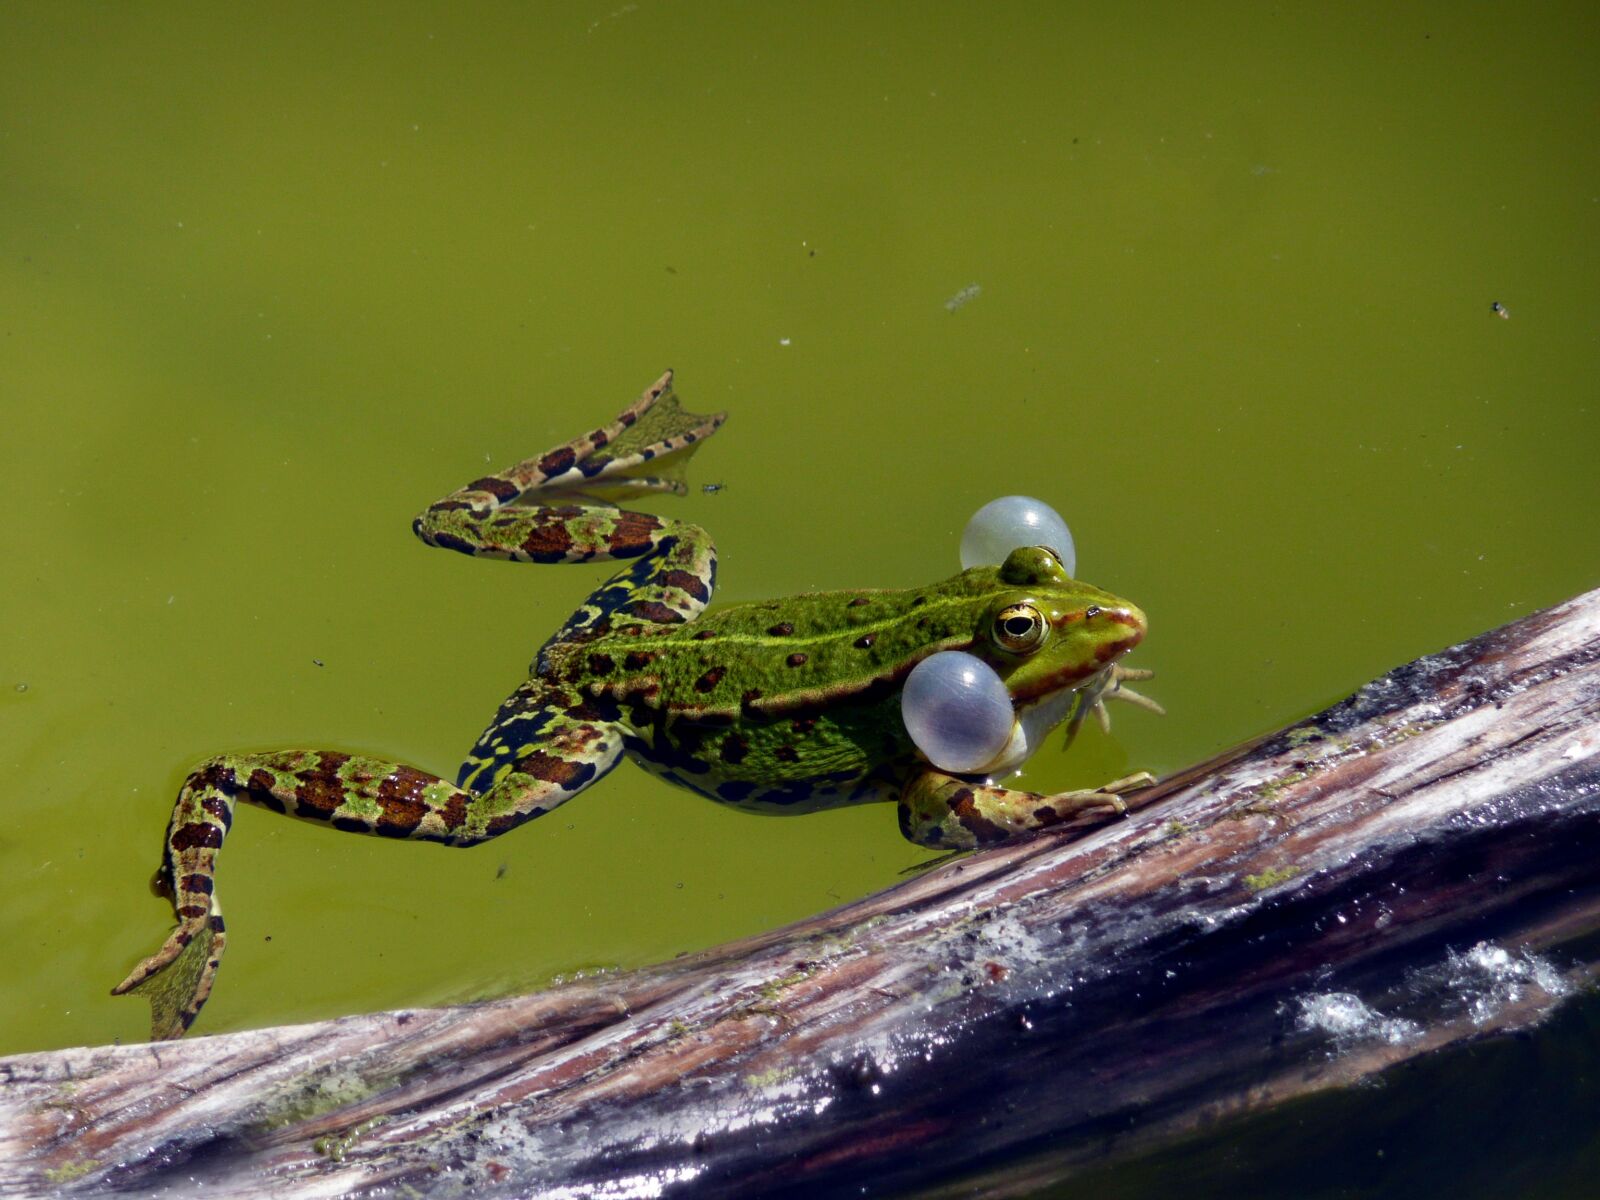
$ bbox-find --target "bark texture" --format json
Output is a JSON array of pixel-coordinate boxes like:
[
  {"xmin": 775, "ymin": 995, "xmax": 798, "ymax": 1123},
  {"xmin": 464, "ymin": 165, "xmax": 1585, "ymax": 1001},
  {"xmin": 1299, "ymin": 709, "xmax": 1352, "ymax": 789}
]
[{"xmin": 4, "ymin": 587, "xmax": 1600, "ymax": 1199}]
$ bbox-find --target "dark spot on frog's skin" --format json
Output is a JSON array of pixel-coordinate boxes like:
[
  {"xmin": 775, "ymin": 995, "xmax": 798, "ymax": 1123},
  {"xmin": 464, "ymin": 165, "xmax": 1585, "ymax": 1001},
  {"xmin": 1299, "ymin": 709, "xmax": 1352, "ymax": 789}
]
[
  {"xmin": 191, "ymin": 761, "xmax": 240, "ymax": 795},
  {"xmin": 791, "ymin": 717, "xmax": 818, "ymax": 735},
  {"xmin": 695, "ymin": 666, "xmax": 726, "ymax": 693},
  {"xmin": 854, "ymin": 633, "xmax": 876, "ymax": 649},
  {"xmin": 333, "ymin": 816, "xmax": 371, "ymax": 833},
  {"xmin": 372, "ymin": 767, "xmax": 436, "ymax": 834},
  {"xmin": 485, "ymin": 808, "xmax": 542, "ymax": 836},
  {"xmin": 740, "ymin": 688, "xmax": 764, "ymax": 711},
  {"xmin": 662, "ymin": 569, "xmax": 711, "ymax": 603},
  {"xmin": 754, "ymin": 782, "xmax": 818, "ymax": 807},
  {"xmin": 292, "ymin": 752, "xmax": 353, "ymax": 821},
  {"xmin": 516, "ymin": 750, "xmax": 598, "ymax": 792},
  {"xmin": 718, "ymin": 780, "xmax": 757, "ymax": 803},
  {"xmin": 373, "ymin": 797, "xmax": 427, "ymax": 837},
  {"xmin": 787, "ymin": 652, "xmax": 809, "ymax": 667},
  {"xmin": 950, "ymin": 788, "xmax": 1006, "ymax": 843},
  {"xmin": 437, "ymin": 793, "xmax": 470, "ymax": 830},
  {"xmin": 467, "ymin": 476, "xmax": 522, "ymax": 502},
  {"xmin": 912, "ymin": 596, "xmax": 927, "ymax": 607},
  {"xmin": 429, "ymin": 531, "xmax": 482, "ymax": 557},
  {"xmin": 629, "ymin": 601, "xmax": 685, "ymax": 624},
  {"xmin": 720, "ymin": 734, "xmax": 751, "ymax": 764},
  {"xmin": 604, "ymin": 511, "xmax": 665, "ymax": 558},
  {"xmin": 520, "ymin": 522, "xmax": 575, "ymax": 563},
  {"xmin": 624, "ymin": 650, "xmax": 657, "ymax": 671},
  {"xmin": 693, "ymin": 629, "xmax": 717, "ymax": 640},
  {"xmin": 567, "ymin": 693, "xmax": 622, "ymax": 723},
  {"xmin": 176, "ymin": 903, "xmax": 208, "ymax": 920},
  {"xmin": 201, "ymin": 797, "xmax": 233, "ymax": 829},
  {"xmin": 663, "ymin": 722, "xmax": 712, "ymax": 761},
  {"xmin": 768, "ymin": 622, "xmax": 794, "ymax": 636},
  {"xmin": 537, "ymin": 446, "xmax": 578, "ymax": 477},
  {"xmin": 171, "ymin": 822, "xmax": 223, "ymax": 852},
  {"xmin": 900, "ymin": 805, "xmax": 942, "ymax": 844},
  {"xmin": 578, "ymin": 454, "xmax": 615, "ymax": 478},
  {"xmin": 179, "ymin": 873, "xmax": 214, "ymax": 896},
  {"xmin": 848, "ymin": 597, "xmax": 872, "ymax": 607},
  {"xmin": 588, "ymin": 653, "xmax": 616, "ymax": 675},
  {"xmin": 775, "ymin": 745, "xmax": 800, "ymax": 763},
  {"xmin": 589, "ymin": 428, "xmax": 610, "ymax": 449}
]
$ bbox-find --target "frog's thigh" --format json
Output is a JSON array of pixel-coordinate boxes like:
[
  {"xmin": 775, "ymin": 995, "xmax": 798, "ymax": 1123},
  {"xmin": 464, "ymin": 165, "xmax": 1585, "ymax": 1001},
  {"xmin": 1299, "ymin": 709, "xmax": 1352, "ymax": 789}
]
[
  {"xmin": 897, "ymin": 768, "xmax": 1127, "ymax": 849},
  {"xmin": 548, "ymin": 523, "xmax": 718, "ymax": 646}
]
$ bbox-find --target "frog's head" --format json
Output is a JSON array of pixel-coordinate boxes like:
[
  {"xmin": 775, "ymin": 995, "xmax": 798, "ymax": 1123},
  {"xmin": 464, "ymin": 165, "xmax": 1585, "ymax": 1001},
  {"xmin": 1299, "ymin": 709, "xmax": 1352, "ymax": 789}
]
[{"xmin": 973, "ymin": 546, "xmax": 1146, "ymax": 705}]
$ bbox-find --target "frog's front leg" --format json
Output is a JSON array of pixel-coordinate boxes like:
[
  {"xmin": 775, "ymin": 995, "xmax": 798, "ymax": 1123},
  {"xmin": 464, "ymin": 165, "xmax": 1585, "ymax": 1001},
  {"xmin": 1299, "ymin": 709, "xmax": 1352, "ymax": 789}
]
[
  {"xmin": 113, "ymin": 695, "xmax": 620, "ymax": 1040},
  {"xmin": 897, "ymin": 768, "xmax": 1156, "ymax": 849}
]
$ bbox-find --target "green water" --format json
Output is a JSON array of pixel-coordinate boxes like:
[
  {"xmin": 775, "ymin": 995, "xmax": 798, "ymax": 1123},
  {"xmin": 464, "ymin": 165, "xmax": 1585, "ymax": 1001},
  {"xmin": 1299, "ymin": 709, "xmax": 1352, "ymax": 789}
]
[{"xmin": 2, "ymin": 0, "xmax": 1597, "ymax": 1187}]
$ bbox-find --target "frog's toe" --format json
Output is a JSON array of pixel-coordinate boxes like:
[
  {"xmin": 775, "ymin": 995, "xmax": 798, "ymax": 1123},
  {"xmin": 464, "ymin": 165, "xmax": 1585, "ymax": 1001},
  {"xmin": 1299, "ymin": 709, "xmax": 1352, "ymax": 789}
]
[
  {"xmin": 1101, "ymin": 770, "xmax": 1158, "ymax": 795},
  {"xmin": 1040, "ymin": 788, "xmax": 1126, "ymax": 820},
  {"xmin": 113, "ymin": 925, "xmax": 194, "ymax": 994},
  {"xmin": 1111, "ymin": 686, "xmax": 1165, "ymax": 716}
]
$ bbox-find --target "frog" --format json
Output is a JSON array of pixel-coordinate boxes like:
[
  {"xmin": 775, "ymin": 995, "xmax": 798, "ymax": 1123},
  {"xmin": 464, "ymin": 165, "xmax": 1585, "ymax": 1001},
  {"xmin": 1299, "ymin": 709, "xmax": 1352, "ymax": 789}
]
[{"xmin": 114, "ymin": 372, "xmax": 1158, "ymax": 1039}]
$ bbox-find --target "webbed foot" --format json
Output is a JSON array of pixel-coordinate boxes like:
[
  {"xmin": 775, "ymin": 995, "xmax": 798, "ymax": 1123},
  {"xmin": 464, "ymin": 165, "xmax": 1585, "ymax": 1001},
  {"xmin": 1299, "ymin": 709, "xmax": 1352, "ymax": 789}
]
[{"xmin": 112, "ymin": 912, "xmax": 225, "ymax": 1041}]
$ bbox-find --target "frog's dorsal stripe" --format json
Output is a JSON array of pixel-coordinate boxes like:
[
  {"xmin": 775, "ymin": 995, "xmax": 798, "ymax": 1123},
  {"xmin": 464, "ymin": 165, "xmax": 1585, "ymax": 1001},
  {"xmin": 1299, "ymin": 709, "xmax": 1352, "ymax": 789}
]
[{"xmin": 581, "ymin": 585, "xmax": 994, "ymax": 719}]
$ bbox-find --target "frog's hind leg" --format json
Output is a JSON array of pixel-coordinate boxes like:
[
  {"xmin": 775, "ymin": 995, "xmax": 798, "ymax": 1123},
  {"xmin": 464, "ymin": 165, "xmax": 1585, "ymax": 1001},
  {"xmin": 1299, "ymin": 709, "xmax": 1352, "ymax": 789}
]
[
  {"xmin": 897, "ymin": 768, "xmax": 1156, "ymax": 850},
  {"xmin": 412, "ymin": 370, "xmax": 724, "ymax": 640},
  {"xmin": 114, "ymin": 698, "xmax": 621, "ymax": 1039},
  {"xmin": 412, "ymin": 369, "xmax": 726, "ymax": 549}
]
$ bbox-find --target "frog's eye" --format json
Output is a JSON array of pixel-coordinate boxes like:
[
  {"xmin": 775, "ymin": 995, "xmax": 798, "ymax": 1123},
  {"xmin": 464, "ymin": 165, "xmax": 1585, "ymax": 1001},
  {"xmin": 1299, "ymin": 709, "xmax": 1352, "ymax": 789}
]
[{"xmin": 992, "ymin": 603, "xmax": 1047, "ymax": 654}]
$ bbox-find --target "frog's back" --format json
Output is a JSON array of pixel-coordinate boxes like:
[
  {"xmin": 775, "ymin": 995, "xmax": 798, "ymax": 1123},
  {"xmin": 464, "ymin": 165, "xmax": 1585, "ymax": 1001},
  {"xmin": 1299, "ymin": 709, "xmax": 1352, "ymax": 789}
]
[{"xmin": 550, "ymin": 577, "xmax": 990, "ymax": 719}]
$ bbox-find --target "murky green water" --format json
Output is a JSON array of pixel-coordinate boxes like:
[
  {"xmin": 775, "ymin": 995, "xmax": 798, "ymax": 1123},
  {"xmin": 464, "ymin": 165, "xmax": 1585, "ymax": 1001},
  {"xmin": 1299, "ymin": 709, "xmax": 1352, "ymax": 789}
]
[{"xmin": 3, "ymin": 1, "xmax": 1597, "ymax": 1191}]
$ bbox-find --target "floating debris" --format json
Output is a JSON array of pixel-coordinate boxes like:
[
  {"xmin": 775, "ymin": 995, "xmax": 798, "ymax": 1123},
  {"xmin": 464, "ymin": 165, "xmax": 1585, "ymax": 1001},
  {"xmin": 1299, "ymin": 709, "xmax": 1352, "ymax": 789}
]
[
  {"xmin": 1491, "ymin": 300, "xmax": 1510, "ymax": 319},
  {"xmin": 944, "ymin": 283, "xmax": 982, "ymax": 313},
  {"xmin": 701, "ymin": 482, "xmax": 725, "ymax": 494}
]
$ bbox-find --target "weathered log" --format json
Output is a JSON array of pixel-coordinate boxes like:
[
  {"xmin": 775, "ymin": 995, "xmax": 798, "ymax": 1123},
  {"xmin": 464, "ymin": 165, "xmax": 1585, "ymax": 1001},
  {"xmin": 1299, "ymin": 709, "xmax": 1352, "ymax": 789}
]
[{"xmin": 4, "ymin": 586, "xmax": 1599, "ymax": 1198}]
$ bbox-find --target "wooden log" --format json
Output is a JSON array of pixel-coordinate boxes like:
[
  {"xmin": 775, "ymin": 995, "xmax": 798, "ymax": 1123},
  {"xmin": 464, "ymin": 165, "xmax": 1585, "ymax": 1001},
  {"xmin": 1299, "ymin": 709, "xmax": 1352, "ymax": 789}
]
[{"xmin": 4, "ymin": 586, "xmax": 1599, "ymax": 1198}]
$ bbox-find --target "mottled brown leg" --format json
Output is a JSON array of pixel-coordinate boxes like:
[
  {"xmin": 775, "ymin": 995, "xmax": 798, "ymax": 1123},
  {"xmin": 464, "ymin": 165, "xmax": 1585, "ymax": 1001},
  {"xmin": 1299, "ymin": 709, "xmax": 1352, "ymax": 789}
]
[
  {"xmin": 898, "ymin": 768, "xmax": 1156, "ymax": 850},
  {"xmin": 115, "ymin": 718, "xmax": 621, "ymax": 1039}
]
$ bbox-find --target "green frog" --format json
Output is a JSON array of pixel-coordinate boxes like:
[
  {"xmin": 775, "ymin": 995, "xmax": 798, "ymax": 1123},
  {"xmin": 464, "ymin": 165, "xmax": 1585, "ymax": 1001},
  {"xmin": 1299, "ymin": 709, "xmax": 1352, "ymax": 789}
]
[{"xmin": 115, "ymin": 373, "xmax": 1157, "ymax": 1039}]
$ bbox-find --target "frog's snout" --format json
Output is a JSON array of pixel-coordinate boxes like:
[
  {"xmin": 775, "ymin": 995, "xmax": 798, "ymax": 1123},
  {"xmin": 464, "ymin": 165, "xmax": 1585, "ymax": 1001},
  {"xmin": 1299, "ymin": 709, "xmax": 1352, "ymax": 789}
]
[
  {"xmin": 1112, "ymin": 604, "xmax": 1148, "ymax": 649},
  {"xmin": 1069, "ymin": 602, "xmax": 1146, "ymax": 663}
]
